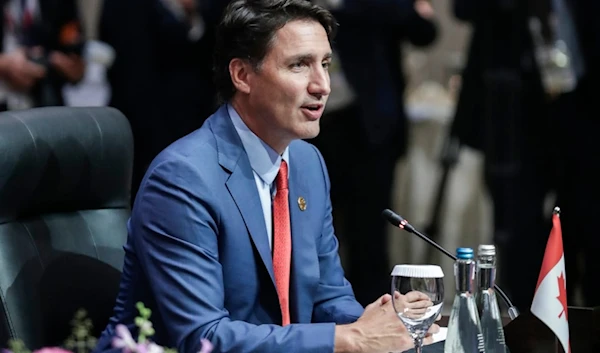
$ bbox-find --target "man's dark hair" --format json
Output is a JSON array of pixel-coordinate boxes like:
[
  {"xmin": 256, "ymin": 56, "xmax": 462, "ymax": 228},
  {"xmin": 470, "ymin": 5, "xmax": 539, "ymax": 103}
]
[{"xmin": 214, "ymin": 0, "xmax": 337, "ymax": 103}]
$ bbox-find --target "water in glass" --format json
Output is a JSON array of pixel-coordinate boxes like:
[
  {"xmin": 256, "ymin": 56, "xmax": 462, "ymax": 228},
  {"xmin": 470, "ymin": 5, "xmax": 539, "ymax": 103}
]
[{"xmin": 391, "ymin": 264, "xmax": 444, "ymax": 353}]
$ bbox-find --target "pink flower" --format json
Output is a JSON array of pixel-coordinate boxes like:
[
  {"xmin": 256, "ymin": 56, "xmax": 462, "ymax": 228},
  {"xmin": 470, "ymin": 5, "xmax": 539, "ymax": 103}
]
[
  {"xmin": 112, "ymin": 324, "xmax": 137, "ymax": 353},
  {"xmin": 145, "ymin": 342, "xmax": 164, "ymax": 353},
  {"xmin": 33, "ymin": 348, "xmax": 72, "ymax": 353},
  {"xmin": 199, "ymin": 339, "xmax": 213, "ymax": 353},
  {"xmin": 134, "ymin": 343, "xmax": 147, "ymax": 353}
]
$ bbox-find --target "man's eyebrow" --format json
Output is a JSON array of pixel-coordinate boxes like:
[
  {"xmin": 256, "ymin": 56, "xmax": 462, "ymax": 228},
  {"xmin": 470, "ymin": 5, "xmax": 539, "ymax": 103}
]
[
  {"xmin": 289, "ymin": 52, "xmax": 333, "ymax": 62},
  {"xmin": 289, "ymin": 54, "xmax": 315, "ymax": 62}
]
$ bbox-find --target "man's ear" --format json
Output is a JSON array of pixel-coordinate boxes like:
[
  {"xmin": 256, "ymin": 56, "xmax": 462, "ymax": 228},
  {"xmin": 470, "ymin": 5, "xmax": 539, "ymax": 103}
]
[{"xmin": 229, "ymin": 58, "xmax": 253, "ymax": 94}]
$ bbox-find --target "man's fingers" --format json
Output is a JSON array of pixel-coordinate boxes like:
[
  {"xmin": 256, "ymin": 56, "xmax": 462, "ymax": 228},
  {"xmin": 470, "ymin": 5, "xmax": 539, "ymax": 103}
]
[
  {"xmin": 402, "ymin": 311, "xmax": 427, "ymax": 319},
  {"xmin": 405, "ymin": 291, "xmax": 430, "ymax": 301},
  {"xmin": 380, "ymin": 293, "xmax": 393, "ymax": 305},
  {"xmin": 10, "ymin": 75, "xmax": 33, "ymax": 90},
  {"xmin": 365, "ymin": 293, "xmax": 391, "ymax": 310},
  {"xmin": 428, "ymin": 323, "xmax": 440, "ymax": 334},
  {"xmin": 23, "ymin": 61, "xmax": 46, "ymax": 78},
  {"xmin": 49, "ymin": 51, "xmax": 84, "ymax": 82},
  {"xmin": 405, "ymin": 299, "xmax": 433, "ymax": 309},
  {"xmin": 49, "ymin": 51, "xmax": 70, "ymax": 70},
  {"xmin": 423, "ymin": 334, "xmax": 435, "ymax": 346},
  {"xmin": 422, "ymin": 324, "xmax": 441, "ymax": 346}
]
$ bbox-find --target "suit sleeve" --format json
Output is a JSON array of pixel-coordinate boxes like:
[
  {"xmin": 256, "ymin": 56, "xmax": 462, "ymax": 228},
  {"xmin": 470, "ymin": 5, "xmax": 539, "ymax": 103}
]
[
  {"xmin": 133, "ymin": 158, "xmax": 338, "ymax": 353},
  {"xmin": 310, "ymin": 146, "xmax": 365, "ymax": 324}
]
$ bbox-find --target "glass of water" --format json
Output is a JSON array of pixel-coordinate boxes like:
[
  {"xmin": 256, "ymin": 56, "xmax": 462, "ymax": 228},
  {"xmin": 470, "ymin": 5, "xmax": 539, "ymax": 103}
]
[{"xmin": 391, "ymin": 264, "xmax": 445, "ymax": 353}]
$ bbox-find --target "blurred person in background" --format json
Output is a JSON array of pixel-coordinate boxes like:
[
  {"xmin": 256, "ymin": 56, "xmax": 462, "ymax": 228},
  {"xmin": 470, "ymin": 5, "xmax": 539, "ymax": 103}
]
[
  {"xmin": 546, "ymin": 0, "xmax": 600, "ymax": 307},
  {"xmin": 0, "ymin": 0, "xmax": 85, "ymax": 111},
  {"xmin": 100, "ymin": 0, "xmax": 228, "ymax": 202},
  {"xmin": 451, "ymin": 0, "xmax": 600, "ymax": 309},
  {"xmin": 450, "ymin": 0, "xmax": 551, "ymax": 311},
  {"xmin": 310, "ymin": 0, "xmax": 438, "ymax": 306}
]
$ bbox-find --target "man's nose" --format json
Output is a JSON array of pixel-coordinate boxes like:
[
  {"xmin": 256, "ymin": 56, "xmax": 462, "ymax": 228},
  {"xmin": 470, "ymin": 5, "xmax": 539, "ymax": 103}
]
[{"xmin": 308, "ymin": 66, "xmax": 331, "ymax": 98}]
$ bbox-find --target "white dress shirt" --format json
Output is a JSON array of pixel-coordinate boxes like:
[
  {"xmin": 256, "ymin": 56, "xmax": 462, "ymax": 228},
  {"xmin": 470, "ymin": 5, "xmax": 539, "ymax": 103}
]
[{"xmin": 228, "ymin": 104, "xmax": 290, "ymax": 251}]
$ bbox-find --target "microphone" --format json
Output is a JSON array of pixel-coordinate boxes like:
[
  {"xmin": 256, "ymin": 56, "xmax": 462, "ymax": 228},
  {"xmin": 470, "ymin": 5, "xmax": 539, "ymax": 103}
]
[{"xmin": 382, "ymin": 208, "xmax": 520, "ymax": 320}]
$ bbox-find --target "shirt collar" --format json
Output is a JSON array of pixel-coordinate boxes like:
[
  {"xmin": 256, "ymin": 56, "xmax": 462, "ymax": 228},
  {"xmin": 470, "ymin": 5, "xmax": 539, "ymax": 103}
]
[{"xmin": 228, "ymin": 104, "xmax": 289, "ymax": 185}]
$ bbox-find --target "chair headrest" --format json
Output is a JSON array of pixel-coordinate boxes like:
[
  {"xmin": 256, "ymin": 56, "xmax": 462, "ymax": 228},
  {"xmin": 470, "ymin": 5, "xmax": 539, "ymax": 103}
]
[{"xmin": 0, "ymin": 107, "xmax": 133, "ymax": 223}]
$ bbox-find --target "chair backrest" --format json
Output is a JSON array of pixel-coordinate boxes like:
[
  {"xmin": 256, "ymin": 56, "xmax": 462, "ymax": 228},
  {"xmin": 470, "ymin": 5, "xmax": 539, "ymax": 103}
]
[{"xmin": 0, "ymin": 107, "xmax": 133, "ymax": 350}]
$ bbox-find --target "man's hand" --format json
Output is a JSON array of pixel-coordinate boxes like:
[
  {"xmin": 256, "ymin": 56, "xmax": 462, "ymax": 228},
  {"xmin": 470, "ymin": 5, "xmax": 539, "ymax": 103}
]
[
  {"xmin": 0, "ymin": 49, "xmax": 46, "ymax": 91},
  {"xmin": 335, "ymin": 293, "xmax": 440, "ymax": 353},
  {"xmin": 414, "ymin": 0, "xmax": 435, "ymax": 19},
  {"xmin": 390, "ymin": 290, "xmax": 433, "ymax": 320},
  {"xmin": 49, "ymin": 51, "xmax": 85, "ymax": 83}
]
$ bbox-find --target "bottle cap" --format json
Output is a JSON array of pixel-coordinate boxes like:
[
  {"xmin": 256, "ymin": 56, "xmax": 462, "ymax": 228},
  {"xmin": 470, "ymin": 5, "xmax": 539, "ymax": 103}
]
[
  {"xmin": 478, "ymin": 244, "xmax": 496, "ymax": 256},
  {"xmin": 456, "ymin": 247, "xmax": 474, "ymax": 259}
]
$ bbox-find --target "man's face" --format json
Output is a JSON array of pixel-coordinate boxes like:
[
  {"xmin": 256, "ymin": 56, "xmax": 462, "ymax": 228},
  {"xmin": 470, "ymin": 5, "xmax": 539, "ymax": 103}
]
[{"xmin": 246, "ymin": 20, "xmax": 332, "ymax": 152}]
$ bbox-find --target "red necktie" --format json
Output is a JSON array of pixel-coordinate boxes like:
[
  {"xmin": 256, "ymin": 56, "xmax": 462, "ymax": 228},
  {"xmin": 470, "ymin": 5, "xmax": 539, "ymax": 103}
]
[
  {"xmin": 22, "ymin": 0, "xmax": 33, "ymax": 29},
  {"xmin": 273, "ymin": 160, "xmax": 291, "ymax": 326}
]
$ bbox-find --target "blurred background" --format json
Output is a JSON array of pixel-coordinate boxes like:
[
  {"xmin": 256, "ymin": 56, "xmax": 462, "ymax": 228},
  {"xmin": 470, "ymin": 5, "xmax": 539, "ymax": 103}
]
[{"xmin": 4, "ymin": 0, "xmax": 598, "ymax": 315}]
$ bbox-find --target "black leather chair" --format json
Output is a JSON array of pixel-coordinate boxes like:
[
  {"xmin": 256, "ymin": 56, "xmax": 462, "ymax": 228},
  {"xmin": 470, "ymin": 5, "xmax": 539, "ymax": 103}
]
[{"xmin": 0, "ymin": 107, "xmax": 133, "ymax": 350}]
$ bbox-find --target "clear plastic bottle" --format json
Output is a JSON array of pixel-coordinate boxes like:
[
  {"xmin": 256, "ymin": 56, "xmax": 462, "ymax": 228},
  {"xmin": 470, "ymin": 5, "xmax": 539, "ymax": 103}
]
[
  {"xmin": 476, "ymin": 245, "xmax": 507, "ymax": 353},
  {"xmin": 444, "ymin": 247, "xmax": 485, "ymax": 353}
]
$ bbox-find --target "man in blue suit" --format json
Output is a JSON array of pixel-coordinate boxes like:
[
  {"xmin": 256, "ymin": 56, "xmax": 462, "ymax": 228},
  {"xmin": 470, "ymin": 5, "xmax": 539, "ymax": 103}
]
[{"xmin": 94, "ymin": 1, "xmax": 439, "ymax": 353}]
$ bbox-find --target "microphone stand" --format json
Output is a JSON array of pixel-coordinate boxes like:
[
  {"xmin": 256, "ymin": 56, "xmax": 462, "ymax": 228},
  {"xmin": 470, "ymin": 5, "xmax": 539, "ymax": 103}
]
[
  {"xmin": 423, "ymin": 134, "xmax": 460, "ymax": 263},
  {"xmin": 382, "ymin": 208, "xmax": 520, "ymax": 320}
]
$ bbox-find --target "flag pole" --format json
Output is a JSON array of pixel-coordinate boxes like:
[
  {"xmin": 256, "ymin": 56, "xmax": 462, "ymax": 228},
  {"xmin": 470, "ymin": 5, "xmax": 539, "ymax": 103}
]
[
  {"xmin": 553, "ymin": 206, "xmax": 561, "ymax": 217},
  {"xmin": 553, "ymin": 205, "xmax": 568, "ymax": 353},
  {"xmin": 531, "ymin": 205, "xmax": 570, "ymax": 353}
]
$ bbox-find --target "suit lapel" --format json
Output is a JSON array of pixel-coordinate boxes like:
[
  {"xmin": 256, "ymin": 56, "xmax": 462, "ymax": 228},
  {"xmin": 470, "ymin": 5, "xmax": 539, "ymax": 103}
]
[
  {"xmin": 226, "ymin": 169, "xmax": 276, "ymax": 286},
  {"xmin": 212, "ymin": 106, "xmax": 276, "ymax": 287}
]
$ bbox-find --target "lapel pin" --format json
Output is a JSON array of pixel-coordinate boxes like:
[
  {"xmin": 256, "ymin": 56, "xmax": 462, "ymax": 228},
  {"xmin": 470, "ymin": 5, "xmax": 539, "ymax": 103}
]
[{"xmin": 297, "ymin": 197, "xmax": 307, "ymax": 211}]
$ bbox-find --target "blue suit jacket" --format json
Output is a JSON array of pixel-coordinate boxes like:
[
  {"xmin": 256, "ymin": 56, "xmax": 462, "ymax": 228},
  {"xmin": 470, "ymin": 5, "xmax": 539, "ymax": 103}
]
[{"xmin": 94, "ymin": 105, "xmax": 364, "ymax": 353}]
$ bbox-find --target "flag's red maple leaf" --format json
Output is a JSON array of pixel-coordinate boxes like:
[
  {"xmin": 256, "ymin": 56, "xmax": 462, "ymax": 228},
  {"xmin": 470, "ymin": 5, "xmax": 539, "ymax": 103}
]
[{"xmin": 557, "ymin": 272, "xmax": 568, "ymax": 320}]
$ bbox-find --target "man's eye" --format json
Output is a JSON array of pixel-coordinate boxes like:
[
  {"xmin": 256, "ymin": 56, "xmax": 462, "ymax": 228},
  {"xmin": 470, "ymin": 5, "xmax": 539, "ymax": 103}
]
[{"xmin": 322, "ymin": 62, "xmax": 331, "ymax": 69}]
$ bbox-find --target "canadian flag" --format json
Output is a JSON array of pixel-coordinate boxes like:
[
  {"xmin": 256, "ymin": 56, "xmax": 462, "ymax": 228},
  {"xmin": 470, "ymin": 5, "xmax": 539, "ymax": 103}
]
[{"xmin": 530, "ymin": 209, "xmax": 570, "ymax": 353}]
